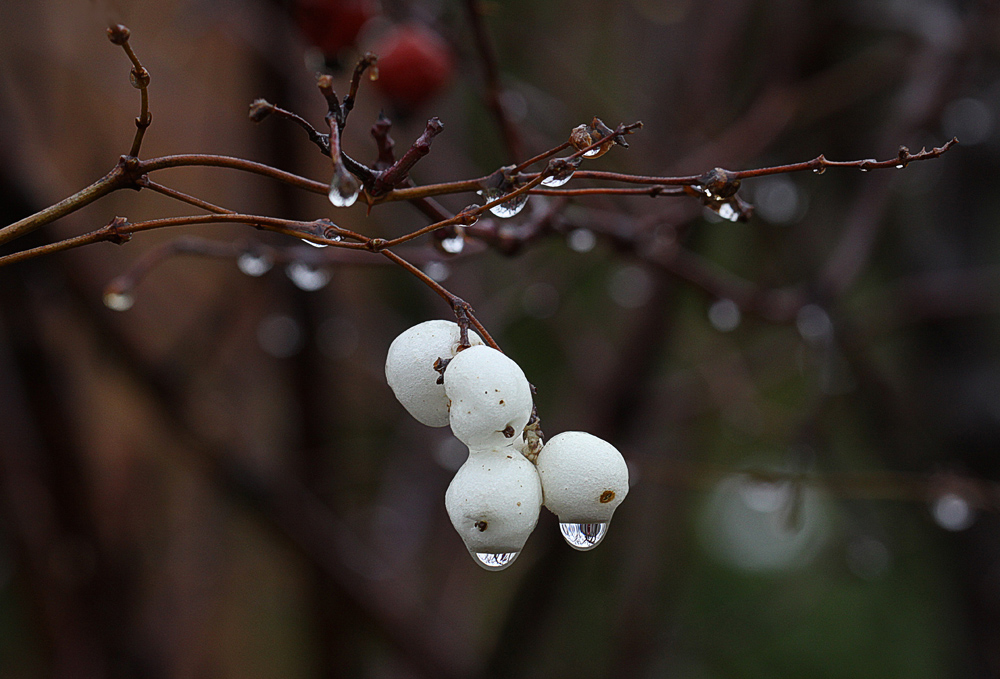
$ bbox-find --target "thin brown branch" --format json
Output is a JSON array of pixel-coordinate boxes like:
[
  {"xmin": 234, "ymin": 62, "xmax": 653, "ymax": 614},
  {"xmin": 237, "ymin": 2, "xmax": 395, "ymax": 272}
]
[
  {"xmin": 463, "ymin": 0, "xmax": 524, "ymax": 162},
  {"xmin": 139, "ymin": 154, "xmax": 329, "ymax": 194},
  {"xmin": 370, "ymin": 112, "xmax": 396, "ymax": 170},
  {"xmin": 512, "ymin": 142, "xmax": 573, "ymax": 174},
  {"xmin": 0, "ymin": 164, "xmax": 129, "ymax": 247},
  {"xmin": 341, "ymin": 53, "xmax": 378, "ymax": 127},
  {"xmin": 107, "ymin": 24, "xmax": 152, "ymax": 157},
  {"xmin": 251, "ymin": 99, "xmax": 330, "ymax": 155},
  {"xmin": 142, "ymin": 179, "xmax": 232, "ymax": 214},
  {"xmin": 369, "ymin": 118, "xmax": 445, "ymax": 197},
  {"xmin": 379, "ymin": 248, "xmax": 500, "ymax": 350},
  {"xmin": 528, "ymin": 186, "xmax": 685, "ymax": 197}
]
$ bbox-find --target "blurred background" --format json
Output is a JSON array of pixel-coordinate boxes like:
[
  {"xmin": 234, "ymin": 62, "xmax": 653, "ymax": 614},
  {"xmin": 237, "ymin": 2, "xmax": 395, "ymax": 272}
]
[{"xmin": 1, "ymin": 0, "xmax": 999, "ymax": 677}]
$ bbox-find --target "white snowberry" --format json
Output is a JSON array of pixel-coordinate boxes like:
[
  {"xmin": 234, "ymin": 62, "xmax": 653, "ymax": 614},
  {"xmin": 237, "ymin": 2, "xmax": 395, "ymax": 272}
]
[
  {"xmin": 385, "ymin": 320, "xmax": 482, "ymax": 427},
  {"xmin": 443, "ymin": 345, "xmax": 533, "ymax": 449},
  {"xmin": 534, "ymin": 431, "xmax": 629, "ymax": 550},
  {"xmin": 445, "ymin": 447, "xmax": 543, "ymax": 570}
]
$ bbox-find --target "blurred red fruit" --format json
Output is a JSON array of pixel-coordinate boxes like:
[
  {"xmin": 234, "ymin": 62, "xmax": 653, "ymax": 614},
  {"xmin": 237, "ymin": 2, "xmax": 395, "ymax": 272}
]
[
  {"xmin": 295, "ymin": 0, "xmax": 378, "ymax": 56},
  {"xmin": 372, "ymin": 24, "xmax": 454, "ymax": 110}
]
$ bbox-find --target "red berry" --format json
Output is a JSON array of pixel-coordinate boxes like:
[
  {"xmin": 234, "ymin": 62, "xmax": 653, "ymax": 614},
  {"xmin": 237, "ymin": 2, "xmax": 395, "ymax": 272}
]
[
  {"xmin": 295, "ymin": 0, "xmax": 378, "ymax": 56},
  {"xmin": 371, "ymin": 24, "xmax": 454, "ymax": 110}
]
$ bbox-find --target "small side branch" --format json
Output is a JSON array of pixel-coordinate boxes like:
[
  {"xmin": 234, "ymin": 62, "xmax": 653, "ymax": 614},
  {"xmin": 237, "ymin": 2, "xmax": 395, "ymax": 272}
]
[
  {"xmin": 107, "ymin": 24, "xmax": 152, "ymax": 157},
  {"xmin": 379, "ymin": 248, "xmax": 500, "ymax": 350},
  {"xmin": 369, "ymin": 118, "xmax": 445, "ymax": 197}
]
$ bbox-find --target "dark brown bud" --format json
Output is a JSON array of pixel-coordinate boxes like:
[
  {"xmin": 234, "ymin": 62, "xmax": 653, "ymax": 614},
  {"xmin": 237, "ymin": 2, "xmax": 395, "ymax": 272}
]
[
  {"xmin": 248, "ymin": 98, "xmax": 274, "ymax": 122},
  {"xmin": 107, "ymin": 24, "xmax": 130, "ymax": 45}
]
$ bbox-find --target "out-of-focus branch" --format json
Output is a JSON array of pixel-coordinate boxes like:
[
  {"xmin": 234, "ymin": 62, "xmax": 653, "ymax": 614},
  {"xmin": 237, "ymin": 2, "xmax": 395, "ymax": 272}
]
[{"xmin": 463, "ymin": 0, "xmax": 524, "ymax": 162}]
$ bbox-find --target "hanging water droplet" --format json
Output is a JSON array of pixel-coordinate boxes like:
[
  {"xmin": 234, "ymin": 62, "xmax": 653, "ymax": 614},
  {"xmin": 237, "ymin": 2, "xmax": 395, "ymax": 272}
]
[
  {"xmin": 305, "ymin": 238, "xmax": 328, "ymax": 248},
  {"xmin": 717, "ymin": 202, "xmax": 739, "ymax": 222},
  {"xmin": 458, "ymin": 204, "xmax": 481, "ymax": 226},
  {"xmin": 441, "ymin": 234, "xmax": 465, "ymax": 254},
  {"xmin": 583, "ymin": 146, "xmax": 603, "ymax": 158},
  {"xmin": 103, "ymin": 290, "xmax": 135, "ymax": 312},
  {"xmin": 328, "ymin": 171, "xmax": 360, "ymax": 208},
  {"xmin": 237, "ymin": 251, "xmax": 274, "ymax": 277},
  {"xmin": 812, "ymin": 166, "xmax": 826, "ymax": 175},
  {"xmin": 541, "ymin": 168, "xmax": 575, "ymax": 187},
  {"xmin": 859, "ymin": 167, "xmax": 869, "ymax": 172},
  {"xmin": 473, "ymin": 551, "xmax": 519, "ymax": 571},
  {"xmin": 286, "ymin": 261, "xmax": 331, "ymax": 291},
  {"xmin": 895, "ymin": 164, "xmax": 905, "ymax": 169},
  {"xmin": 480, "ymin": 188, "xmax": 528, "ymax": 219},
  {"xmin": 559, "ymin": 522, "xmax": 609, "ymax": 551}
]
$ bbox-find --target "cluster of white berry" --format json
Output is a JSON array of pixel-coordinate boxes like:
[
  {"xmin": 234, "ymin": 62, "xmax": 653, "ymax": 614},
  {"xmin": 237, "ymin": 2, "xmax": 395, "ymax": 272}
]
[{"xmin": 385, "ymin": 320, "xmax": 629, "ymax": 571}]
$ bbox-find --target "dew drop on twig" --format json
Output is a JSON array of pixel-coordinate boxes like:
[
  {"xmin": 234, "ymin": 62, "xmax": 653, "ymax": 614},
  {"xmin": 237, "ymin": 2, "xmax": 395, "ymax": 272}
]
[
  {"xmin": 717, "ymin": 202, "xmax": 740, "ymax": 222},
  {"xmin": 480, "ymin": 188, "xmax": 528, "ymax": 218},
  {"xmin": 328, "ymin": 172, "xmax": 360, "ymax": 208},
  {"xmin": 458, "ymin": 204, "xmax": 481, "ymax": 226}
]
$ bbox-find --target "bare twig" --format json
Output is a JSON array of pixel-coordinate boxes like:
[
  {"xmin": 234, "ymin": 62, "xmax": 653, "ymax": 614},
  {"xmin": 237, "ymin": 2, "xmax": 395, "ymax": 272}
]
[
  {"xmin": 369, "ymin": 118, "xmax": 445, "ymax": 196},
  {"xmin": 463, "ymin": 0, "xmax": 524, "ymax": 162}
]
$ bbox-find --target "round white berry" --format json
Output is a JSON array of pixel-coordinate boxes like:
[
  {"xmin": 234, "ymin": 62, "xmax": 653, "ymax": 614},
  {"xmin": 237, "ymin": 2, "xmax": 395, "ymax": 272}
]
[
  {"xmin": 385, "ymin": 320, "xmax": 482, "ymax": 427},
  {"xmin": 445, "ymin": 447, "xmax": 542, "ymax": 570},
  {"xmin": 535, "ymin": 431, "xmax": 629, "ymax": 523},
  {"xmin": 443, "ymin": 345, "xmax": 534, "ymax": 449}
]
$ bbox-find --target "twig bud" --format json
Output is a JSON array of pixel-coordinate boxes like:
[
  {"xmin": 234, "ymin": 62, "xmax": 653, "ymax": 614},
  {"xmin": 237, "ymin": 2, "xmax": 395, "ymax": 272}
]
[
  {"xmin": 248, "ymin": 98, "xmax": 275, "ymax": 122},
  {"xmin": 107, "ymin": 24, "xmax": 130, "ymax": 45}
]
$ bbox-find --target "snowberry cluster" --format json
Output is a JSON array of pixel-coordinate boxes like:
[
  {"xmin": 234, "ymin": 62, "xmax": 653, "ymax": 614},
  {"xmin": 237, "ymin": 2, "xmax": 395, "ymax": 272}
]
[{"xmin": 385, "ymin": 320, "xmax": 629, "ymax": 571}]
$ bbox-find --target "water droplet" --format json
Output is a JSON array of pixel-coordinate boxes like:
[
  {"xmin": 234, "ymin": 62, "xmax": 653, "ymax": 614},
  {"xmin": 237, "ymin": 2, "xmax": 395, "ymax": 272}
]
[
  {"xmin": 583, "ymin": 146, "xmax": 603, "ymax": 158},
  {"xmin": 859, "ymin": 167, "xmax": 869, "ymax": 172},
  {"xmin": 796, "ymin": 304, "xmax": 833, "ymax": 342},
  {"xmin": 286, "ymin": 261, "xmax": 331, "ymax": 291},
  {"xmin": 423, "ymin": 261, "xmax": 450, "ymax": 282},
  {"xmin": 304, "ymin": 238, "xmax": 328, "ymax": 248},
  {"xmin": 708, "ymin": 298, "xmax": 741, "ymax": 332},
  {"xmin": 237, "ymin": 251, "xmax": 274, "ymax": 277},
  {"xmin": 473, "ymin": 551, "xmax": 519, "ymax": 571},
  {"xmin": 459, "ymin": 204, "xmax": 481, "ymax": 226},
  {"xmin": 812, "ymin": 166, "xmax": 826, "ymax": 175},
  {"xmin": 328, "ymin": 171, "xmax": 360, "ymax": 208},
  {"xmin": 754, "ymin": 176, "xmax": 804, "ymax": 224},
  {"xmin": 717, "ymin": 202, "xmax": 739, "ymax": 222},
  {"xmin": 559, "ymin": 522, "xmax": 608, "ymax": 551},
  {"xmin": 568, "ymin": 228, "xmax": 596, "ymax": 253},
  {"xmin": 932, "ymin": 493, "xmax": 975, "ymax": 531},
  {"xmin": 480, "ymin": 188, "xmax": 528, "ymax": 219},
  {"xmin": 541, "ymin": 167, "xmax": 575, "ymax": 187},
  {"xmin": 895, "ymin": 164, "xmax": 905, "ymax": 169},
  {"xmin": 103, "ymin": 290, "xmax": 134, "ymax": 311},
  {"xmin": 441, "ymin": 234, "xmax": 465, "ymax": 254}
]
